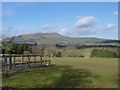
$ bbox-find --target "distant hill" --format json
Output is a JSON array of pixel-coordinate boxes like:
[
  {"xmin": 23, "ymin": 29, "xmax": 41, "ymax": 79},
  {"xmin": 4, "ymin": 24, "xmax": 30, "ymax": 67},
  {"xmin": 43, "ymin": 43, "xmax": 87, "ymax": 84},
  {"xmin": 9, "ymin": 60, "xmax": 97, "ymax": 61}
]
[
  {"xmin": 9, "ymin": 33, "xmax": 109, "ymax": 44},
  {"xmin": 13, "ymin": 33, "xmax": 62, "ymax": 41}
]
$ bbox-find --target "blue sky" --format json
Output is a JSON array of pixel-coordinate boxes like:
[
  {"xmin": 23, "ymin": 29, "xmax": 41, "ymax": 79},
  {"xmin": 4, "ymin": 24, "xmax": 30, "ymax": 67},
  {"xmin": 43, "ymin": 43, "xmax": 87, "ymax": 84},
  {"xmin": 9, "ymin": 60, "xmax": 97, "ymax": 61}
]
[{"xmin": 2, "ymin": 2, "xmax": 118, "ymax": 39}]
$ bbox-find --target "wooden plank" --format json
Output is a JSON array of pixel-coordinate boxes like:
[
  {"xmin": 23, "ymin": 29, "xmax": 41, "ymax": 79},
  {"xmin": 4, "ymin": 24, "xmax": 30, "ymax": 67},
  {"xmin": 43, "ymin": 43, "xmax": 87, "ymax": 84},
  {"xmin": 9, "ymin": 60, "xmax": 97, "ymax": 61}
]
[
  {"xmin": 1, "ymin": 54, "xmax": 53, "ymax": 57},
  {"xmin": 2, "ymin": 60, "xmax": 50, "ymax": 66},
  {"xmin": 13, "ymin": 56, "xmax": 15, "ymax": 70},
  {"xmin": 9, "ymin": 55, "xmax": 12, "ymax": 70}
]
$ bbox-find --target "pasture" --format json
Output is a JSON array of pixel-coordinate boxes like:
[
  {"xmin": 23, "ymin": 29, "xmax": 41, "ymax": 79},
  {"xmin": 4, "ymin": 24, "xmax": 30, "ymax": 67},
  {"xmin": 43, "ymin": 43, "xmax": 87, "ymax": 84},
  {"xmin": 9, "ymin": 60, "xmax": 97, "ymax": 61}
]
[{"xmin": 2, "ymin": 57, "xmax": 118, "ymax": 88}]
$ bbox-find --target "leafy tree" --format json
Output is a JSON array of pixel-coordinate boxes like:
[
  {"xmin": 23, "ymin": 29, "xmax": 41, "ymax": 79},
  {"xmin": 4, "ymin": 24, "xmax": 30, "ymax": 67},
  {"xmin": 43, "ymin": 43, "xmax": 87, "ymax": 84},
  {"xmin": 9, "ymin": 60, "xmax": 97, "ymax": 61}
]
[
  {"xmin": 3, "ymin": 38, "xmax": 30, "ymax": 54},
  {"xmin": 17, "ymin": 44, "xmax": 24, "ymax": 54},
  {"xmin": 4, "ymin": 38, "xmax": 17, "ymax": 54},
  {"xmin": 44, "ymin": 46, "xmax": 58, "ymax": 56},
  {"xmin": 56, "ymin": 51, "xmax": 62, "ymax": 57},
  {"xmin": 23, "ymin": 43, "xmax": 29, "ymax": 51},
  {"xmin": 39, "ymin": 44, "xmax": 46, "ymax": 55},
  {"xmin": 17, "ymin": 43, "xmax": 29, "ymax": 54}
]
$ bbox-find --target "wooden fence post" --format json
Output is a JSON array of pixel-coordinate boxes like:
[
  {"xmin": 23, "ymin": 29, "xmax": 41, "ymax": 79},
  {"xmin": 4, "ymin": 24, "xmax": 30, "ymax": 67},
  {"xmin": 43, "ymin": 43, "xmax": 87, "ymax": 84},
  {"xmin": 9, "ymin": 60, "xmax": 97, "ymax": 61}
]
[
  {"xmin": 34, "ymin": 56, "xmax": 36, "ymax": 66},
  {"xmin": 13, "ymin": 56, "xmax": 15, "ymax": 70},
  {"xmin": 9, "ymin": 55, "xmax": 12, "ymax": 70},
  {"xmin": 28, "ymin": 56, "xmax": 30, "ymax": 68},
  {"xmin": 40, "ymin": 55, "xmax": 42, "ymax": 69},
  {"xmin": 49, "ymin": 54, "xmax": 52, "ymax": 65},
  {"xmin": 21, "ymin": 56, "xmax": 24, "ymax": 63},
  {"xmin": 4, "ymin": 56, "xmax": 8, "ymax": 77},
  {"xmin": 26, "ymin": 56, "xmax": 27, "ymax": 65},
  {"xmin": 3, "ymin": 56, "xmax": 5, "ymax": 71},
  {"xmin": 21, "ymin": 55, "xmax": 24, "ymax": 69}
]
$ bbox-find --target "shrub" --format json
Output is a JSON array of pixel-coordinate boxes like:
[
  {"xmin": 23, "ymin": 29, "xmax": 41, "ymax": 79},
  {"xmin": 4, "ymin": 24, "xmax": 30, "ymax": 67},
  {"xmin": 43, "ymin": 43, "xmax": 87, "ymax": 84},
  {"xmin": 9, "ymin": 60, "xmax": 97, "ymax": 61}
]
[
  {"xmin": 56, "ymin": 51, "xmax": 62, "ymax": 57},
  {"xmin": 91, "ymin": 49, "xmax": 118, "ymax": 58}
]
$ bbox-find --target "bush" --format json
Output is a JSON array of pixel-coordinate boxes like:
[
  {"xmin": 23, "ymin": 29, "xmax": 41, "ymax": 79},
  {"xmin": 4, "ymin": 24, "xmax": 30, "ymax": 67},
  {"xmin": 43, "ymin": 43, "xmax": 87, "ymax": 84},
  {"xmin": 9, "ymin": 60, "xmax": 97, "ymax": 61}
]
[
  {"xmin": 56, "ymin": 51, "xmax": 62, "ymax": 57},
  {"xmin": 91, "ymin": 49, "xmax": 118, "ymax": 58}
]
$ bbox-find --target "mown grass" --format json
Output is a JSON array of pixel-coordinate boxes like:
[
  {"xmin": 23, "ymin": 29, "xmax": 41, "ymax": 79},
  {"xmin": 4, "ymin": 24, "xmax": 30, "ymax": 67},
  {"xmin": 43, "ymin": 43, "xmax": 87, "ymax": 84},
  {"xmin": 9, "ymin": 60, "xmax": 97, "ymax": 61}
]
[
  {"xmin": 2, "ymin": 57, "xmax": 118, "ymax": 88},
  {"xmin": 52, "ymin": 57, "xmax": 118, "ymax": 88}
]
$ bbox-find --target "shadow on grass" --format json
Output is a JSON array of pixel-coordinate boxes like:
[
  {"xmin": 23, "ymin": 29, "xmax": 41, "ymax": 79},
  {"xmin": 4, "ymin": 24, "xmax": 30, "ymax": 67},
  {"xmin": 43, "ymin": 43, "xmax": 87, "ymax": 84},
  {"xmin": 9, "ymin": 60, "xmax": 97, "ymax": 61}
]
[
  {"xmin": 2, "ymin": 65, "xmax": 99, "ymax": 88},
  {"xmin": 42, "ymin": 66, "xmax": 98, "ymax": 88}
]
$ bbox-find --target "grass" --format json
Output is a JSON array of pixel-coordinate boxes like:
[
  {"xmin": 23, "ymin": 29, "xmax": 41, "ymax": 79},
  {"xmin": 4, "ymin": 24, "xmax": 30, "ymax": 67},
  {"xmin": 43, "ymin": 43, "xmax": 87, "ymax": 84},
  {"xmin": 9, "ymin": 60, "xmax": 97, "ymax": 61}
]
[
  {"xmin": 52, "ymin": 57, "xmax": 118, "ymax": 88},
  {"xmin": 2, "ymin": 57, "xmax": 118, "ymax": 88}
]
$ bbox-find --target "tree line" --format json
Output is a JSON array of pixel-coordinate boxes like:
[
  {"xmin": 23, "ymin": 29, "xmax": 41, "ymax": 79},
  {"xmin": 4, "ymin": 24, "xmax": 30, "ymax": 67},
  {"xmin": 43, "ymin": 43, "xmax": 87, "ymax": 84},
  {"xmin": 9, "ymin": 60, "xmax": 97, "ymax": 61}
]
[
  {"xmin": 2, "ymin": 38, "xmax": 62, "ymax": 57},
  {"xmin": 2, "ymin": 38, "xmax": 31, "ymax": 54}
]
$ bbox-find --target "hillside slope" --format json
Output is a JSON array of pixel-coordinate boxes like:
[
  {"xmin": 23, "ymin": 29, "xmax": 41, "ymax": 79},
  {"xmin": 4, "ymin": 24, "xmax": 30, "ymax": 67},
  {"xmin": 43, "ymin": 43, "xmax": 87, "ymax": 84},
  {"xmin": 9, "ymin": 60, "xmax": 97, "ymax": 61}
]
[{"xmin": 11, "ymin": 33, "xmax": 107, "ymax": 44}]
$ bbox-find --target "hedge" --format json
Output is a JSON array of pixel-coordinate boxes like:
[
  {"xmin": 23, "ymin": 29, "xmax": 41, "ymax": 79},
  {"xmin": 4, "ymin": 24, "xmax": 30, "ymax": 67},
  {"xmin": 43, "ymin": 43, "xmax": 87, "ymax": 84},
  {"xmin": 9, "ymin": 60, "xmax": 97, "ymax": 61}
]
[{"xmin": 91, "ymin": 49, "xmax": 118, "ymax": 58}]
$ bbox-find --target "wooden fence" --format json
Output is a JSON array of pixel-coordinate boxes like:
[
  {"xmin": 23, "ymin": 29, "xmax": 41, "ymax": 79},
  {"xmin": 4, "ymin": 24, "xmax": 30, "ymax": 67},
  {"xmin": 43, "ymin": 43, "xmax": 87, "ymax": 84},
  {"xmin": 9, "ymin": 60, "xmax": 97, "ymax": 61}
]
[{"xmin": 0, "ymin": 54, "xmax": 52, "ymax": 71}]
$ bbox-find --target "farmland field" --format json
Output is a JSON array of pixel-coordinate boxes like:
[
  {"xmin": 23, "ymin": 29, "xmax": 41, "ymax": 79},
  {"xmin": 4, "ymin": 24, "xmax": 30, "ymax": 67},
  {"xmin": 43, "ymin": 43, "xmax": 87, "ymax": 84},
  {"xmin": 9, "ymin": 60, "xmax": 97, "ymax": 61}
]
[{"xmin": 2, "ymin": 57, "xmax": 118, "ymax": 88}]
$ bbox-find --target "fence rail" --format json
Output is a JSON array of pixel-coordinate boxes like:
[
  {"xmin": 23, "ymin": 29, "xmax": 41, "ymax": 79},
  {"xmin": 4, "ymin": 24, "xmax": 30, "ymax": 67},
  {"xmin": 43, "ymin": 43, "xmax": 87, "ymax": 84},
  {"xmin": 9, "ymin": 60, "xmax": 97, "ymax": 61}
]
[{"xmin": 0, "ymin": 54, "xmax": 52, "ymax": 71}]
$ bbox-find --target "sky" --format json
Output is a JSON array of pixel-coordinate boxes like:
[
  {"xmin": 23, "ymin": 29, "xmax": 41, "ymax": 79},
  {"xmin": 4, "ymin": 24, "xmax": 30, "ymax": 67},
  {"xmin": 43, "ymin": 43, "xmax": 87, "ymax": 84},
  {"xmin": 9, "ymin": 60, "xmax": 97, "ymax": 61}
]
[{"xmin": 2, "ymin": 2, "xmax": 118, "ymax": 40}]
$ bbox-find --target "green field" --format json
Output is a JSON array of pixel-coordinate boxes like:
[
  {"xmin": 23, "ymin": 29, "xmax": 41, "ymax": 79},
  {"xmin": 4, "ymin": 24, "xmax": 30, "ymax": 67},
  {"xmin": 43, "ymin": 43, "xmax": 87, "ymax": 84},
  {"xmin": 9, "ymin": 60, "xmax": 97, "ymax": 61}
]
[{"xmin": 2, "ymin": 57, "xmax": 118, "ymax": 88}]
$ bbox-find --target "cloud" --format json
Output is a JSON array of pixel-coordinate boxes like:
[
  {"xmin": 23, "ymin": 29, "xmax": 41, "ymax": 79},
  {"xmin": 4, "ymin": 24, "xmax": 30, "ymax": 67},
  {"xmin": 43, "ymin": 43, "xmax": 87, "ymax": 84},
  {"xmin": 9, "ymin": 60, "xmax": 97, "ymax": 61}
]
[
  {"xmin": 102, "ymin": 24, "xmax": 116, "ymax": 30},
  {"xmin": 59, "ymin": 16, "xmax": 97, "ymax": 36},
  {"xmin": 76, "ymin": 16, "xmax": 97, "ymax": 28},
  {"xmin": 59, "ymin": 16, "xmax": 116, "ymax": 37},
  {"xmin": 59, "ymin": 27, "xmax": 96, "ymax": 36},
  {"xmin": 41, "ymin": 24, "xmax": 57, "ymax": 30},
  {"xmin": 113, "ymin": 11, "xmax": 118, "ymax": 15}
]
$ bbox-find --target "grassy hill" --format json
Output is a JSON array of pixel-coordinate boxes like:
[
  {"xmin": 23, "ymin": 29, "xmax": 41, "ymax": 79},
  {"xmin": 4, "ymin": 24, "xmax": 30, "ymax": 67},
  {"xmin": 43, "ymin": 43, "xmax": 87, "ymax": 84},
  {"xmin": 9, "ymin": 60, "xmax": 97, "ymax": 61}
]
[{"xmin": 11, "ymin": 33, "xmax": 108, "ymax": 44}]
